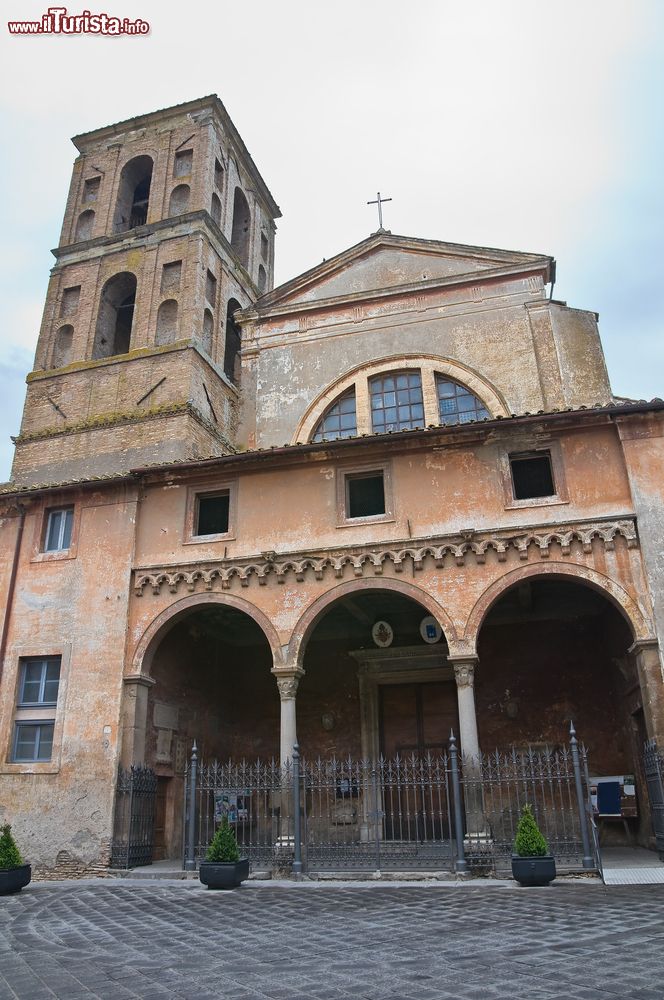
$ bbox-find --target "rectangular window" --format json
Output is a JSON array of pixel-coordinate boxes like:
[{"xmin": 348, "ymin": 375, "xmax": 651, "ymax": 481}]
[
  {"xmin": 83, "ymin": 177, "xmax": 100, "ymax": 203},
  {"xmin": 12, "ymin": 722, "xmax": 55, "ymax": 762},
  {"xmin": 10, "ymin": 656, "xmax": 61, "ymax": 763},
  {"xmin": 44, "ymin": 507, "xmax": 74, "ymax": 552},
  {"xmin": 18, "ymin": 657, "xmax": 61, "ymax": 706},
  {"xmin": 260, "ymin": 232, "xmax": 269, "ymax": 262},
  {"xmin": 205, "ymin": 269, "xmax": 217, "ymax": 306},
  {"xmin": 346, "ymin": 471, "xmax": 386, "ymax": 518},
  {"xmin": 59, "ymin": 286, "xmax": 81, "ymax": 318},
  {"xmin": 161, "ymin": 260, "xmax": 182, "ymax": 293},
  {"xmin": 174, "ymin": 149, "xmax": 193, "ymax": 177},
  {"xmin": 195, "ymin": 492, "xmax": 230, "ymax": 536},
  {"xmin": 510, "ymin": 452, "xmax": 555, "ymax": 500}
]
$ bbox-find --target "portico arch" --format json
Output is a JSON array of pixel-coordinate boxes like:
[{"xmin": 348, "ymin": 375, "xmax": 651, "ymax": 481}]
[
  {"xmin": 130, "ymin": 592, "xmax": 284, "ymax": 678},
  {"xmin": 122, "ymin": 594, "xmax": 283, "ymax": 859},
  {"xmin": 462, "ymin": 561, "xmax": 654, "ymax": 655},
  {"xmin": 288, "ymin": 576, "xmax": 458, "ymax": 669}
]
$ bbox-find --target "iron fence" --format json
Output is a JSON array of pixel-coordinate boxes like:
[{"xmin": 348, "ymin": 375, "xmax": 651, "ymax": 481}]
[
  {"xmin": 643, "ymin": 739, "xmax": 664, "ymax": 858},
  {"xmin": 111, "ymin": 765, "xmax": 158, "ymax": 869},
  {"xmin": 462, "ymin": 731, "xmax": 595, "ymax": 874},
  {"xmin": 182, "ymin": 726, "xmax": 598, "ymax": 876},
  {"xmin": 182, "ymin": 754, "xmax": 294, "ymax": 870}
]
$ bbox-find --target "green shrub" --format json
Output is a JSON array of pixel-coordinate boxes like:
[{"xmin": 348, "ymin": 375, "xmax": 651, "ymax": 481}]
[
  {"xmin": 0, "ymin": 824, "xmax": 23, "ymax": 869},
  {"xmin": 206, "ymin": 816, "xmax": 240, "ymax": 863},
  {"xmin": 514, "ymin": 804, "xmax": 548, "ymax": 857}
]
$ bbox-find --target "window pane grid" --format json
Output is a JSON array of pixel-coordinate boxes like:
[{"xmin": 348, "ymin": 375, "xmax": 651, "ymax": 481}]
[
  {"xmin": 436, "ymin": 378, "xmax": 489, "ymax": 426},
  {"xmin": 19, "ymin": 658, "xmax": 60, "ymax": 706},
  {"xmin": 312, "ymin": 390, "xmax": 357, "ymax": 442},
  {"xmin": 45, "ymin": 507, "xmax": 74, "ymax": 552},
  {"xmin": 370, "ymin": 372, "xmax": 424, "ymax": 433},
  {"xmin": 13, "ymin": 722, "xmax": 54, "ymax": 762}
]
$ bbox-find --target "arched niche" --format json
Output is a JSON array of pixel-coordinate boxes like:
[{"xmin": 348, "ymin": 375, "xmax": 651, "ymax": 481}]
[
  {"xmin": 52, "ymin": 324, "xmax": 74, "ymax": 368},
  {"xmin": 155, "ymin": 299, "xmax": 179, "ymax": 346},
  {"xmin": 257, "ymin": 264, "xmax": 267, "ymax": 293},
  {"xmin": 113, "ymin": 155, "xmax": 153, "ymax": 232},
  {"xmin": 201, "ymin": 308, "xmax": 214, "ymax": 356},
  {"xmin": 75, "ymin": 209, "xmax": 95, "ymax": 242},
  {"xmin": 93, "ymin": 272, "xmax": 137, "ymax": 359},
  {"xmin": 210, "ymin": 192, "xmax": 222, "ymax": 227},
  {"xmin": 169, "ymin": 183, "xmax": 190, "ymax": 217}
]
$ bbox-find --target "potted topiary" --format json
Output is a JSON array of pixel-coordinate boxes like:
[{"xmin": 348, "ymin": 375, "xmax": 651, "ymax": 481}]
[
  {"xmin": 511, "ymin": 804, "xmax": 556, "ymax": 886},
  {"xmin": 0, "ymin": 824, "xmax": 31, "ymax": 895},
  {"xmin": 199, "ymin": 816, "xmax": 249, "ymax": 890}
]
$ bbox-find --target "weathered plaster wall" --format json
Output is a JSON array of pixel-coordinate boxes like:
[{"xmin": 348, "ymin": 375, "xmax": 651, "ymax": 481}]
[{"xmin": 0, "ymin": 485, "xmax": 138, "ymax": 874}]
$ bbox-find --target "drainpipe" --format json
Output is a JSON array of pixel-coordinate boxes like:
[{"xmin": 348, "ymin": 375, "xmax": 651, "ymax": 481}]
[{"xmin": 0, "ymin": 503, "xmax": 26, "ymax": 683}]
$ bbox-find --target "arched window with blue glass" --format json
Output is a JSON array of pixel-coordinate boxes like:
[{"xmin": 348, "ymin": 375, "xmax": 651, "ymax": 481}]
[
  {"xmin": 436, "ymin": 376, "xmax": 490, "ymax": 425},
  {"xmin": 369, "ymin": 371, "xmax": 424, "ymax": 433},
  {"xmin": 311, "ymin": 389, "xmax": 357, "ymax": 442}
]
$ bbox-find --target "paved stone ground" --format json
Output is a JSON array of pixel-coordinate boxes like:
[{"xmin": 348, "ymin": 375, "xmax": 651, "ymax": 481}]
[{"xmin": 1, "ymin": 879, "xmax": 664, "ymax": 1000}]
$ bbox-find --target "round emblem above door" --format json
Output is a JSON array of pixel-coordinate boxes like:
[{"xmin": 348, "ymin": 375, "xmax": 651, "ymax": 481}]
[
  {"xmin": 420, "ymin": 615, "xmax": 443, "ymax": 644},
  {"xmin": 371, "ymin": 620, "xmax": 394, "ymax": 647}
]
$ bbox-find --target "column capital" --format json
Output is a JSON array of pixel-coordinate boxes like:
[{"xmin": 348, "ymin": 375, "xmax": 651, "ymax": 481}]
[
  {"xmin": 628, "ymin": 638, "xmax": 660, "ymax": 656},
  {"xmin": 272, "ymin": 667, "xmax": 304, "ymax": 701},
  {"xmin": 123, "ymin": 673, "xmax": 156, "ymax": 688},
  {"xmin": 450, "ymin": 657, "xmax": 478, "ymax": 689}
]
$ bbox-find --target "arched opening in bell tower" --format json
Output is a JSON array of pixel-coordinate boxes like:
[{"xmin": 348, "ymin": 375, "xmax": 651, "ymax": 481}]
[
  {"xmin": 113, "ymin": 155, "xmax": 153, "ymax": 232},
  {"xmin": 223, "ymin": 299, "xmax": 242, "ymax": 383},
  {"xmin": 93, "ymin": 272, "xmax": 137, "ymax": 359},
  {"xmin": 230, "ymin": 188, "xmax": 251, "ymax": 268}
]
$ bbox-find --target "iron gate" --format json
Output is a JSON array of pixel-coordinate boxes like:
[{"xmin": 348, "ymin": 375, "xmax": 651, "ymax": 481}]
[
  {"xmin": 643, "ymin": 739, "xmax": 664, "ymax": 858},
  {"xmin": 111, "ymin": 765, "xmax": 158, "ymax": 868},
  {"xmin": 182, "ymin": 726, "xmax": 597, "ymax": 875}
]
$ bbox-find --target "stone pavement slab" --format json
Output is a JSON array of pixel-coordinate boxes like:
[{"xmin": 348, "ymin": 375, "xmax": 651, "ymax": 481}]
[{"xmin": 0, "ymin": 879, "xmax": 663, "ymax": 999}]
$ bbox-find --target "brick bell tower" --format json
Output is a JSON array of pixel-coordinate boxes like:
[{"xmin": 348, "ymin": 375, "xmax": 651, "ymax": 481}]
[{"xmin": 10, "ymin": 95, "xmax": 280, "ymax": 487}]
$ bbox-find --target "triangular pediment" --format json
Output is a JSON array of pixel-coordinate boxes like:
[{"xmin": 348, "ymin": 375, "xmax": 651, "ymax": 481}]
[{"xmin": 255, "ymin": 232, "xmax": 553, "ymax": 312}]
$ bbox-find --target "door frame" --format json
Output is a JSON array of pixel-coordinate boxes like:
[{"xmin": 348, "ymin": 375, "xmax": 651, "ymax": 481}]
[{"xmin": 350, "ymin": 645, "xmax": 453, "ymax": 762}]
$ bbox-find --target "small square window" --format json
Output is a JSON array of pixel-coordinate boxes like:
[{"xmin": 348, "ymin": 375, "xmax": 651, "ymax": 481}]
[
  {"xmin": 510, "ymin": 452, "xmax": 555, "ymax": 500},
  {"xmin": 19, "ymin": 657, "xmax": 60, "ymax": 706},
  {"xmin": 83, "ymin": 177, "xmax": 100, "ymax": 203},
  {"xmin": 44, "ymin": 507, "xmax": 74, "ymax": 552},
  {"xmin": 346, "ymin": 472, "xmax": 385, "ymax": 518},
  {"xmin": 12, "ymin": 722, "xmax": 55, "ymax": 762},
  {"xmin": 59, "ymin": 286, "xmax": 81, "ymax": 319},
  {"xmin": 195, "ymin": 492, "xmax": 230, "ymax": 536},
  {"xmin": 174, "ymin": 149, "xmax": 193, "ymax": 178}
]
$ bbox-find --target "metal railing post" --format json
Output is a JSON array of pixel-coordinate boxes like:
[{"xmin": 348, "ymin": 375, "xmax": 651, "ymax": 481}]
[
  {"xmin": 449, "ymin": 731, "xmax": 468, "ymax": 875},
  {"xmin": 184, "ymin": 741, "xmax": 198, "ymax": 872},
  {"xmin": 570, "ymin": 722, "xmax": 594, "ymax": 869},
  {"xmin": 371, "ymin": 764, "xmax": 381, "ymax": 871},
  {"xmin": 292, "ymin": 744, "xmax": 303, "ymax": 876}
]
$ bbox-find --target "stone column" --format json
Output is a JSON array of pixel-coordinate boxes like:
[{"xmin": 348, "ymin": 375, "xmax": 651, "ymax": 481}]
[
  {"xmin": 450, "ymin": 657, "xmax": 481, "ymax": 762},
  {"xmin": 273, "ymin": 668, "xmax": 304, "ymax": 765},
  {"xmin": 631, "ymin": 639, "xmax": 664, "ymax": 743},
  {"xmin": 449, "ymin": 655, "xmax": 485, "ymax": 839},
  {"xmin": 119, "ymin": 674, "xmax": 155, "ymax": 767}
]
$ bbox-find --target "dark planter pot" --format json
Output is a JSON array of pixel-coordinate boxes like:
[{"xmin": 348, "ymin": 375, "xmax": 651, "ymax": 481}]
[
  {"xmin": 512, "ymin": 855, "xmax": 556, "ymax": 887},
  {"xmin": 0, "ymin": 864, "xmax": 32, "ymax": 895},
  {"xmin": 199, "ymin": 858, "xmax": 250, "ymax": 890}
]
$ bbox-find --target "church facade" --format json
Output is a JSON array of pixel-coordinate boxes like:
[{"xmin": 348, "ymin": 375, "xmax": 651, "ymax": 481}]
[{"xmin": 1, "ymin": 95, "xmax": 663, "ymax": 875}]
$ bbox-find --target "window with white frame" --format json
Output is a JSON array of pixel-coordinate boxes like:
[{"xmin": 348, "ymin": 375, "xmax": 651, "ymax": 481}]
[
  {"xmin": 44, "ymin": 507, "xmax": 74, "ymax": 552},
  {"xmin": 11, "ymin": 657, "xmax": 61, "ymax": 763}
]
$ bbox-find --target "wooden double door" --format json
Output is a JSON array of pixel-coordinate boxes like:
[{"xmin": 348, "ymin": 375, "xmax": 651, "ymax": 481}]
[{"xmin": 379, "ymin": 681, "xmax": 459, "ymax": 841}]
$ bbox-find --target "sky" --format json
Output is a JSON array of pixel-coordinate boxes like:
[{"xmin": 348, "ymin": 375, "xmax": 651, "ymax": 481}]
[{"xmin": 0, "ymin": 0, "xmax": 662, "ymax": 482}]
